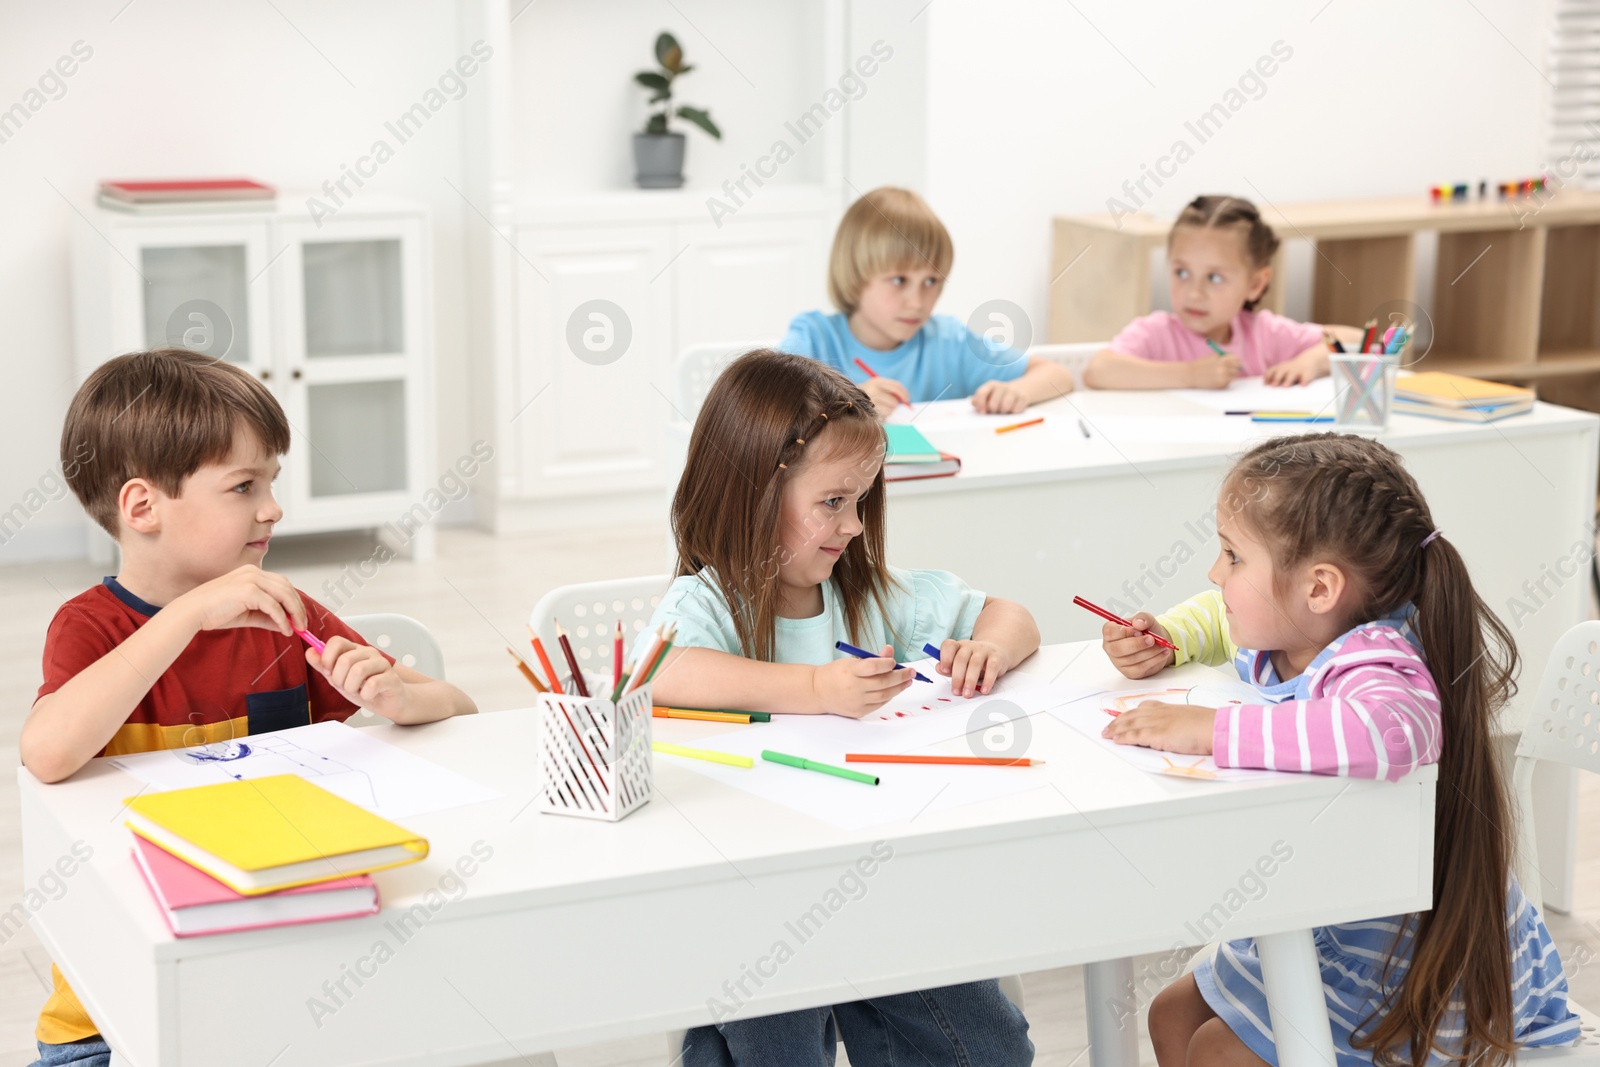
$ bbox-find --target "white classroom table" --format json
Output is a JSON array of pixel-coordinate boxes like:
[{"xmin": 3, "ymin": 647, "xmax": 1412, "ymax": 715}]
[
  {"xmin": 21, "ymin": 643, "xmax": 1435, "ymax": 1067},
  {"xmin": 882, "ymin": 390, "xmax": 1598, "ymax": 911}
]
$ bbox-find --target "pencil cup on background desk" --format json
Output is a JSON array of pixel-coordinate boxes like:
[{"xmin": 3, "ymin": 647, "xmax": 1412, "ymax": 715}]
[
  {"xmin": 535, "ymin": 670, "xmax": 653, "ymax": 822},
  {"xmin": 1330, "ymin": 353, "xmax": 1398, "ymax": 433}
]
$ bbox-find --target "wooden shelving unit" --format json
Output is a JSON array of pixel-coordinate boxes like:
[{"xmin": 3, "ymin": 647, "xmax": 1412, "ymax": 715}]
[{"xmin": 1049, "ymin": 191, "xmax": 1600, "ymax": 389}]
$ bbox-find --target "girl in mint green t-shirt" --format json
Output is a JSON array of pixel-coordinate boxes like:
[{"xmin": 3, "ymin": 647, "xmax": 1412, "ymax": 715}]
[{"xmin": 645, "ymin": 348, "xmax": 1041, "ymax": 1067}]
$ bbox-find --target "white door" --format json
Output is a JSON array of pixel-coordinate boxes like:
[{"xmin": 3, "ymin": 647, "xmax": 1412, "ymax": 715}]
[{"xmin": 674, "ymin": 216, "xmax": 827, "ymax": 349}]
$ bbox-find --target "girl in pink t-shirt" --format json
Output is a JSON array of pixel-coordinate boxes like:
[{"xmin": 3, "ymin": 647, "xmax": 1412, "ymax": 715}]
[{"xmin": 1086, "ymin": 195, "xmax": 1343, "ymax": 390}]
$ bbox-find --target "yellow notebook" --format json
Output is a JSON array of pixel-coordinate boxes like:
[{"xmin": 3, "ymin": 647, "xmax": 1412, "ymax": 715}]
[
  {"xmin": 125, "ymin": 775, "xmax": 428, "ymax": 896},
  {"xmin": 1393, "ymin": 372, "xmax": 1533, "ymax": 409}
]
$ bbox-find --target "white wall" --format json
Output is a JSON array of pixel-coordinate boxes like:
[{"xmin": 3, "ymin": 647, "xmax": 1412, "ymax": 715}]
[
  {"xmin": 920, "ymin": 0, "xmax": 1553, "ymax": 339},
  {"xmin": 0, "ymin": 0, "xmax": 480, "ymax": 562}
]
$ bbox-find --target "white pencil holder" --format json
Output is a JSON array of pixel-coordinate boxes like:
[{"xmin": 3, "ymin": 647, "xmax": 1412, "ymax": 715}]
[
  {"xmin": 1331, "ymin": 354, "xmax": 1398, "ymax": 433},
  {"xmin": 535, "ymin": 672, "xmax": 653, "ymax": 822}
]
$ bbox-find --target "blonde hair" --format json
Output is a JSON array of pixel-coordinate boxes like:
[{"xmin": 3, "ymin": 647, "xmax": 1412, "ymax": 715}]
[{"xmin": 826, "ymin": 187, "xmax": 954, "ymax": 315}]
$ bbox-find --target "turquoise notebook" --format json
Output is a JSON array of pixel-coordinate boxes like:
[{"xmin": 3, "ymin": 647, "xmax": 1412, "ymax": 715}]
[{"xmin": 884, "ymin": 424, "xmax": 941, "ymax": 463}]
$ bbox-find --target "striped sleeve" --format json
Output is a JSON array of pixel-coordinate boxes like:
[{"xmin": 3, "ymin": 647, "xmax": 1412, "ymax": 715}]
[
  {"xmin": 1212, "ymin": 627, "xmax": 1442, "ymax": 781},
  {"xmin": 1155, "ymin": 589, "xmax": 1239, "ymax": 668}
]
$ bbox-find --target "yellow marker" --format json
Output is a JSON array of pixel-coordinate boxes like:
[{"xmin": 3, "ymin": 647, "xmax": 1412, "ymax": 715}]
[{"xmin": 652, "ymin": 741, "xmax": 754, "ymax": 769}]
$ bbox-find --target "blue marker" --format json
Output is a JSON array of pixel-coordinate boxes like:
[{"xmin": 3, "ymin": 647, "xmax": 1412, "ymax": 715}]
[{"xmin": 834, "ymin": 641, "xmax": 931, "ymax": 683}]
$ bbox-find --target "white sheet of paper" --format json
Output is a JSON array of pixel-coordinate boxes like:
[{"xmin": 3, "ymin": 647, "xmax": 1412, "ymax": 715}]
[
  {"xmin": 1060, "ymin": 414, "xmax": 1266, "ymax": 447},
  {"xmin": 654, "ymin": 662, "xmax": 1099, "ymax": 829},
  {"xmin": 1166, "ymin": 376, "xmax": 1336, "ymax": 416},
  {"xmin": 887, "ymin": 398, "xmax": 1028, "ymax": 433},
  {"xmin": 108, "ymin": 720, "xmax": 503, "ymax": 820},
  {"xmin": 1049, "ymin": 679, "xmax": 1285, "ymax": 783}
]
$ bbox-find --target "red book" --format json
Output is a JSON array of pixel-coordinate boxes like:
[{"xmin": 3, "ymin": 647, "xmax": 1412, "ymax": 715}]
[
  {"xmin": 131, "ymin": 834, "xmax": 378, "ymax": 938},
  {"xmin": 98, "ymin": 178, "xmax": 276, "ymax": 203},
  {"xmin": 884, "ymin": 451, "xmax": 962, "ymax": 481}
]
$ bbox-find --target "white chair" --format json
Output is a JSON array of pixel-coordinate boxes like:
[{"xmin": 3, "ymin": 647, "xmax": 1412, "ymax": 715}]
[
  {"xmin": 343, "ymin": 613, "xmax": 446, "ymax": 727},
  {"xmin": 676, "ymin": 339, "xmax": 772, "ymax": 421},
  {"xmin": 1026, "ymin": 341, "xmax": 1105, "ymax": 392},
  {"xmin": 1512, "ymin": 621, "xmax": 1600, "ymax": 1058},
  {"xmin": 528, "ymin": 575, "xmax": 673, "ymax": 687}
]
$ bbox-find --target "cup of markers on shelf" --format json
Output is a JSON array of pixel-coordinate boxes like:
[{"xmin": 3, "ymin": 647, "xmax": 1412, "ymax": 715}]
[
  {"xmin": 1331, "ymin": 322, "xmax": 1407, "ymax": 433},
  {"xmin": 522, "ymin": 622, "xmax": 674, "ymax": 822}
]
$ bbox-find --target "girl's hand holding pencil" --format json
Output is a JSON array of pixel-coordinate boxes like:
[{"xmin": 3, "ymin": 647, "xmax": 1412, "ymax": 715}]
[
  {"xmin": 1099, "ymin": 612, "xmax": 1177, "ymax": 679},
  {"xmin": 811, "ymin": 644, "xmax": 916, "ymax": 718},
  {"xmin": 1101, "ymin": 700, "xmax": 1215, "ymax": 755}
]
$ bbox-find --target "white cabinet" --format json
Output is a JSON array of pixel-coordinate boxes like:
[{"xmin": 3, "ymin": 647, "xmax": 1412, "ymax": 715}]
[
  {"xmin": 496, "ymin": 189, "xmax": 830, "ymax": 529},
  {"xmin": 70, "ymin": 197, "xmax": 435, "ymax": 562}
]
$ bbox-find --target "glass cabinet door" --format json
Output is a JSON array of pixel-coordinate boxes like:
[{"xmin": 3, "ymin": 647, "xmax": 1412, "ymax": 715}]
[
  {"xmin": 115, "ymin": 222, "xmax": 274, "ymax": 376},
  {"xmin": 274, "ymin": 217, "xmax": 428, "ymax": 525}
]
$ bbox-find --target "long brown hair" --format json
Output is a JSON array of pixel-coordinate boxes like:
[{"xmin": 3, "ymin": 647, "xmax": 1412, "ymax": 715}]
[
  {"xmin": 1171, "ymin": 195, "xmax": 1280, "ymax": 310},
  {"xmin": 1227, "ymin": 433, "xmax": 1519, "ymax": 1067},
  {"xmin": 672, "ymin": 350, "xmax": 896, "ymax": 662}
]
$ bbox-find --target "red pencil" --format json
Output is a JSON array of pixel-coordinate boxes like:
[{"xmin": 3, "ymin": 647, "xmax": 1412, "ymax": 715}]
[
  {"xmin": 528, "ymin": 624, "xmax": 563, "ymax": 694},
  {"xmin": 612, "ymin": 620, "xmax": 623, "ymax": 690},
  {"xmin": 1072, "ymin": 595, "xmax": 1179, "ymax": 651},
  {"xmin": 555, "ymin": 620, "xmax": 589, "ymax": 697},
  {"xmin": 852, "ymin": 357, "xmax": 906, "ymax": 410}
]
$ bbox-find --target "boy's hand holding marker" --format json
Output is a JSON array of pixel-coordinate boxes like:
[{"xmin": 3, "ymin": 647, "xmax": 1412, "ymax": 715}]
[{"xmin": 305, "ymin": 635, "xmax": 411, "ymax": 722}]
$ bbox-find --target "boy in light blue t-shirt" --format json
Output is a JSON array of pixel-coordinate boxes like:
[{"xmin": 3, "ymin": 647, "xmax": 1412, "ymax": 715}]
[{"xmin": 779, "ymin": 186, "xmax": 1073, "ymax": 416}]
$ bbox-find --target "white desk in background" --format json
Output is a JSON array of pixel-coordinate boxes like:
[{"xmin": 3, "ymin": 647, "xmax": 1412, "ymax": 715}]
[
  {"xmin": 21, "ymin": 644, "xmax": 1433, "ymax": 1067},
  {"xmin": 883, "ymin": 383, "xmax": 1597, "ymax": 911}
]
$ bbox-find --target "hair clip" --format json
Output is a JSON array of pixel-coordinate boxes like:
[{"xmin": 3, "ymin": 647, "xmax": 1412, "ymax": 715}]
[
  {"xmin": 796, "ymin": 437, "xmax": 805, "ymax": 445},
  {"xmin": 778, "ymin": 463, "xmax": 788, "ymax": 470}
]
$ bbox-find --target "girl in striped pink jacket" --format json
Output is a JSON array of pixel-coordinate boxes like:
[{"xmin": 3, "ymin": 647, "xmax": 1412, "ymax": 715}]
[{"xmin": 1099, "ymin": 433, "xmax": 1578, "ymax": 1067}]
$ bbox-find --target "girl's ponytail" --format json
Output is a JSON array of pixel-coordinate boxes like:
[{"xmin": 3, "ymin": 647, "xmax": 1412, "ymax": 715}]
[{"xmin": 1358, "ymin": 534, "xmax": 1519, "ymax": 1067}]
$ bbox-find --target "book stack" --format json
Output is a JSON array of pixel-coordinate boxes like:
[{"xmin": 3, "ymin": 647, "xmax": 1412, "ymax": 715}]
[
  {"xmin": 124, "ymin": 774, "xmax": 427, "ymax": 937},
  {"xmin": 883, "ymin": 424, "xmax": 961, "ymax": 481},
  {"xmin": 97, "ymin": 178, "xmax": 276, "ymax": 214},
  {"xmin": 1392, "ymin": 372, "xmax": 1534, "ymax": 424}
]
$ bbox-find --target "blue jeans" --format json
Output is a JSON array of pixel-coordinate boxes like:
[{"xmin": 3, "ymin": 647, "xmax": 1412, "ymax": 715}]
[
  {"xmin": 684, "ymin": 979, "xmax": 1033, "ymax": 1067},
  {"xmin": 30, "ymin": 1036, "xmax": 111, "ymax": 1067}
]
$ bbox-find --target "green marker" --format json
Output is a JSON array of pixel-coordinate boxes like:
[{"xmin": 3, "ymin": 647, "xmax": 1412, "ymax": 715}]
[{"xmin": 762, "ymin": 749, "xmax": 879, "ymax": 786}]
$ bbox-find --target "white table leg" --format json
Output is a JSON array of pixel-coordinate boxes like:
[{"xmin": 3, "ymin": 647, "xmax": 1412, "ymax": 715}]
[
  {"xmin": 1256, "ymin": 929, "xmax": 1336, "ymax": 1067},
  {"xmin": 1085, "ymin": 957, "xmax": 1140, "ymax": 1067}
]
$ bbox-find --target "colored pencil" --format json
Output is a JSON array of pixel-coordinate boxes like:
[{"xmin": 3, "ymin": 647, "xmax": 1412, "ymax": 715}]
[
  {"xmin": 528, "ymin": 625, "xmax": 563, "ymax": 694},
  {"xmin": 762, "ymin": 749, "xmax": 879, "ymax": 785},
  {"xmin": 609, "ymin": 669, "xmax": 632, "ymax": 703},
  {"xmin": 295, "ymin": 628, "xmax": 326, "ymax": 655},
  {"xmin": 1225, "ymin": 410, "xmax": 1316, "ymax": 417},
  {"xmin": 653, "ymin": 741, "xmax": 754, "ymax": 769},
  {"xmin": 653, "ymin": 708, "xmax": 752, "ymax": 723},
  {"xmin": 507, "ymin": 647, "xmax": 548, "ymax": 693},
  {"xmin": 554, "ymin": 620, "xmax": 589, "ymax": 698},
  {"xmin": 844, "ymin": 754, "xmax": 1044, "ymax": 766},
  {"xmin": 641, "ymin": 626, "xmax": 676, "ymax": 686},
  {"xmin": 995, "ymin": 416, "xmax": 1044, "ymax": 434},
  {"xmin": 1071, "ymin": 595, "xmax": 1179, "ymax": 651},
  {"xmin": 1359, "ymin": 318, "xmax": 1378, "ymax": 354},
  {"xmin": 612, "ymin": 620, "xmax": 623, "ymax": 691},
  {"xmin": 852, "ymin": 357, "xmax": 905, "ymax": 409},
  {"xmin": 654, "ymin": 705, "xmax": 771, "ymax": 723},
  {"xmin": 1325, "ymin": 332, "xmax": 1346, "ymax": 354},
  {"xmin": 834, "ymin": 640, "xmax": 931, "ymax": 683},
  {"xmin": 1206, "ymin": 339, "xmax": 1228, "ymax": 357},
  {"xmin": 627, "ymin": 629, "xmax": 667, "ymax": 695},
  {"xmin": 1250, "ymin": 415, "xmax": 1334, "ymax": 424}
]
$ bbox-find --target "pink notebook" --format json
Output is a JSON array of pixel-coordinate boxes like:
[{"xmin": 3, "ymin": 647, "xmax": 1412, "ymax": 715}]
[{"xmin": 132, "ymin": 835, "xmax": 379, "ymax": 937}]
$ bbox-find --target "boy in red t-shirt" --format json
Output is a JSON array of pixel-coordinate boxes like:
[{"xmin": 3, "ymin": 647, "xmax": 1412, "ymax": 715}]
[{"xmin": 21, "ymin": 348, "xmax": 475, "ymax": 1067}]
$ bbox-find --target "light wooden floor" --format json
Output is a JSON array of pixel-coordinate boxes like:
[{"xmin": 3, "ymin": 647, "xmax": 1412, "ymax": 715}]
[{"xmin": 3, "ymin": 525, "xmax": 1597, "ymax": 1067}]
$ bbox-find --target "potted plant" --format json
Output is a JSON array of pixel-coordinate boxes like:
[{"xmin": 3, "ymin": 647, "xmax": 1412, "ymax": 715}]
[{"xmin": 633, "ymin": 31, "xmax": 722, "ymax": 189}]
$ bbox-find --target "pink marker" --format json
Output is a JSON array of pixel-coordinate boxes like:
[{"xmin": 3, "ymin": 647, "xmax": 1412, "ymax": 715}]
[{"xmin": 295, "ymin": 628, "xmax": 326, "ymax": 654}]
